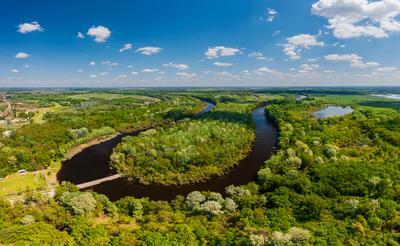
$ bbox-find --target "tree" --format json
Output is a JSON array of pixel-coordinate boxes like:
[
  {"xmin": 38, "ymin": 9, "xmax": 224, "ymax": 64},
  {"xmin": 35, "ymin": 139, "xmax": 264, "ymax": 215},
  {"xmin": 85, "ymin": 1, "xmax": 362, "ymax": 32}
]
[{"xmin": 59, "ymin": 192, "xmax": 97, "ymax": 215}]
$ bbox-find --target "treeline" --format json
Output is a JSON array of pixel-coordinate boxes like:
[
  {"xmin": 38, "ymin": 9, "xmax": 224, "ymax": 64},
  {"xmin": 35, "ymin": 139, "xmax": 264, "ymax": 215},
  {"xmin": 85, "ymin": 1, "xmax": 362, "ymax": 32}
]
[
  {"xmin": 0, "ymin": 96, "xmax": 203, "ymax": 177},
  {"xmin": 111, "ymin": 102, "xmax": 255, "ymax": 185}
]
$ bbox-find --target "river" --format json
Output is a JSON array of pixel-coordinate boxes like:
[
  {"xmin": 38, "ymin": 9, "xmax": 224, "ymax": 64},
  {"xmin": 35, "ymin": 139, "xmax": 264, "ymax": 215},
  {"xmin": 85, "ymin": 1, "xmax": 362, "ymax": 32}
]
[{"xmin": 57, "ymin": 102, "xmax": 277, "ymax": 201}]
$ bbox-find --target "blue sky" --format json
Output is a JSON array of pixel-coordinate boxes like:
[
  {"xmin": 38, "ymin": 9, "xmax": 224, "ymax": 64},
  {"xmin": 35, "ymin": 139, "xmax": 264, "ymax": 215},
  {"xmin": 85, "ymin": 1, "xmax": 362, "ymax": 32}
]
[{"xmin": 1, "ymin": 0, "xmax": 400, "ymax": 87}]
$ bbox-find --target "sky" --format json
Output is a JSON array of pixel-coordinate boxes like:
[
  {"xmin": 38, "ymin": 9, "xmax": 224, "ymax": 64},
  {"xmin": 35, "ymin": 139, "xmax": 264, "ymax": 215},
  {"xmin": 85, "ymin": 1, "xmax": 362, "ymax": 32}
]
[{"xmin": 1, "ymin": 0, "xmax": 400, "ymax": 87}]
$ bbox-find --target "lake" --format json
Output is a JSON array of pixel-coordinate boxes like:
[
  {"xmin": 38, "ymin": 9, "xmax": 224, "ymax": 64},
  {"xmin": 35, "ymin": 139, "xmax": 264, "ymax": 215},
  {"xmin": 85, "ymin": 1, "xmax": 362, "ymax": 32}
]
[{"xmin": 313, "ymin": 106, "xmax": 354, "ymax": 119}]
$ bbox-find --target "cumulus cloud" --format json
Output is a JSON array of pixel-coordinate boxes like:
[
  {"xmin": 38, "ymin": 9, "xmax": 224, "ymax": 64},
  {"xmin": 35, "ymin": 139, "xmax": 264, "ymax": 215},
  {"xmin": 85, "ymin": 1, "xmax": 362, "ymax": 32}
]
[
  {"xmin": 254, "ymin": 67, "xmax": 280, "ymax": 75},
  {"xmin": 214, "ymin": 62, "xmax": 233, "ymax": 67},
  {"xmin": 325, "ymin": 53, "xmax": 380, "ymax": 68},
  {"xmin": 119, "ymin": 43, "xmax": 133, "ymax": 52},
  {"xmin": 163, "ymin": 62, "xmax": 189, "ymax": 70},
  {"xmin": 375, "ymin": 66, "xmax": 397, "ymax": 72},
  {"xmin": 205, "ymin": 46, "xmax": 241, "ymax": 59},
  {"xmin": 77, "ymin": 32, "xmax": 85, "ymax": 39},
  {"xmin": 99, "ymin": 72, "xmax": 109, "ymax": 76},
  {"xmin": 142, "ymin": 68, "xmax": 159, "ymax": 73},
  {"xmin": 11, "ymin": 69, "xmax": 19, "ymax": 73},
  {"xmin": 176, "ymin": 72, "xmax": 197, "ymax": 79},
  {"xmin": 136, "ymin": 46, "xmax": 162, "ymax": 55},
  {"xmin": 248, "ymin": 52, "xmax": 268, "ymax": 60},
  {"xmin": 282, "ymin": 34, "xmax": 324, "ymax": 60},
  {"xmin": 77, "ymin": 69, "xmax": 83, "ymax": 73},
  {"xmin": 312, "ymin": 0, "xmax": 400, "ymax": 39},
  {"xmin": 131, "ymin": 71, "xmax": 139, "ymax": 75},
  {"xmin": 87, "ymin": 25, "xmax": 111, "ymax": 42},
  {"xmin": 15, "ymin": 52, "xmax": 30, "ymax": 59},
  {"xmin": 266, "ymin": 8, "xmax": 278, "ymax": 22},
  {"xmin": 299, "ymin": 64, "xmax": 319, "ymax": 73},
  {"xmin": 90, "ymin": 61, "xmax": 96, "ymax": 66},
  {"xmin": 117, "ymin": 74, "xmax": 127, "ymax": 78},
  {"xmin": 18, "ymin": 21, "xmax": 43, "ymax": 33},
  {"xmin": 89, "ymin": 74, "xmax": 97, "ymax": 78}
]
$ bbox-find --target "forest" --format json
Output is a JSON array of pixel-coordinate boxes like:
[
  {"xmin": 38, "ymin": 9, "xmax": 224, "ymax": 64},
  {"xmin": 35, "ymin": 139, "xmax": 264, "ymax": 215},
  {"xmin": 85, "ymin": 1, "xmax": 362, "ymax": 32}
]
[
  {"xmin": 0, "ymin": 93, "xmax": 203, "ymax": 177},
  {"xmin": 111, "ymin": 102, "xmax": 255, "ymax": 185},
  {"xmin": 0, "ymin": 88, "xmax": 400, "ymax": 245}
]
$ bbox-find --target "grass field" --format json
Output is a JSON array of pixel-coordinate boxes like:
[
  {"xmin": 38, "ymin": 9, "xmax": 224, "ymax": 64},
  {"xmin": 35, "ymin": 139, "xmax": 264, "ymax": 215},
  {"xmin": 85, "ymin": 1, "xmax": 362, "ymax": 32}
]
[
  {"xmin": 314, "ymin": 94, "xmax": 397, "ymax": 105},
  {"xmin": 67, "ymin": 93, "xmax": 157, "ymax": 102},
  {"xmin": 0, "ymin": 172, "xmax": 47, "ymax": 197},
  {"xmin": 314, "ymin": 94, "xmax": 400, "ymax": 112},
  {"xmin": 32, "ymin": 102, "xmax": 63, "ymax": 124}
]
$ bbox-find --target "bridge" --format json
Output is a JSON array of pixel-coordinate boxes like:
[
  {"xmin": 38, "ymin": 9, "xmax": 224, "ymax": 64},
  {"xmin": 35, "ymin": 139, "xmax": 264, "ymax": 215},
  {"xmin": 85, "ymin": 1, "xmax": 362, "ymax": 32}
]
[{"xmin": 76, "ymin": 174, "xmax": 121, "ymax": 189}]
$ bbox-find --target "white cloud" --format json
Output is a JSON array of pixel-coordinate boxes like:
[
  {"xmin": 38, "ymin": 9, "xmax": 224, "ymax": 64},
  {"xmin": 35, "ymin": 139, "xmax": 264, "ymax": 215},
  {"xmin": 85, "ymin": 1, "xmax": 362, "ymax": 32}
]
[
  {"xmin": 131, "ymin": 71, "xmax": 139, "ymax": 75},
  {"xmin": 99, "ymin": 72, "xmax": 109, "ymax": 76},
  {"xmin": 163, "ymin": 62, "xmax": 189, "ymax": 70},
  {"xmin": 299, "ymin": 64, "xmax": 319, "ymax": 73},
  {"xmin": 205, "ymin": 46, "xmax": 241, "ymax": 59},
  {"xmin": 312, "ymin": 0, "xmax": 400, "ymax": 39},
  {"xmin": 15, "ymin": 52, "xmax": 30, "ymax": 59},
  {"xmin": 18, "ymin": 22, "xmax": 43, "ymax": 33},
  {"xmin": 142, "ymin": 68, "xmax": 159, "ymax": 73},
  {"xmin": 11, "ymin": 69, "xmax": 19, "ymax": 73},
  {"xmin": 87, "ymin": 25, "xmax": 111, "ymax": 43},
  {"xmin": 117, "ymin": 74, "xmax": 127, "ymax": 78},
  {"xmin": 77, "ymin": 32, "xmax": 85, "ymax": 39},
  {"xmin": 176, "ymin": 72, "xmax": 197, "ymax": 79},
  {"xmin": 351, "ymin": 61, "xmax": 380, "ymax": 68},
  {"xmin": 375, "ymin": 66, "xmax": 397, "ymax": 72},
  {"xmin": 90, "ymin": 61, "xmax": 96, "ymax": 66},
  {"xmin": 324, "ymin": 70, "xmax": 335, "ymax": 73},
  {"xmin": 90, "ymin": 74, "xmax": 97, "ymax": 78},
  {"xmin": 136, "ymin": 46, "xmax": 162, "ymax": 55},
  {"xmin": 119, "ymin": 43, "xmax": 133, "ymax": 52},
  {"xmin": 254, "ymin": 67, "xmax": 280, "ymax": 75},
  {"xmin": 282, "ymin": 34, "xmax": 324, "ymax": 60},
  {"xmin": 77, "ymin": 69, "xmax": 83, "ymax": 73},
  {"xmin": 214, "ymin": 62, "xmax": 233, "ymax": 67},
  {"xmin": 324, "ymin": 53, "xmax": 380, "ymax": 68},
  {"xmin": 248, "ymin": 52, "xmax": 268, "ymax": 60},
  {"xmin": 128, "ymin": 65, "xmax": 134, "ymax": 68},
  {"xmin": 102, "ymin": 60, "xmax": 118, "ymax": 66},
  {"xmin": 214, "ymin": 71, "xmax": 239, "ymax": 79},
  {"xmin": 325, "ymin": 53, "xmax": 363, "ymax": 62},
  {"xmin": 266, "ymin": 8, "xmax": 278, "ymax": 22}
]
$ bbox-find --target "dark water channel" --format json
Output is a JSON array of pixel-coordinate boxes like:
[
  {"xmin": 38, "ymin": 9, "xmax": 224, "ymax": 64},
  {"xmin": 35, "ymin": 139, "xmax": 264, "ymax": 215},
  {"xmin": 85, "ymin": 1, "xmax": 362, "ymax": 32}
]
[{"xmin": 57, "ymin": 102, "xmax": 278, "ymax": 201}]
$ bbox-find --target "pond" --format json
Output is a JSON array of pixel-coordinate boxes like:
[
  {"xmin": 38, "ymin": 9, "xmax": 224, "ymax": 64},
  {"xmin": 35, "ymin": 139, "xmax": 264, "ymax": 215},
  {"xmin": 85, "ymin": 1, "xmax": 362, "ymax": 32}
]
[
  {"xmin": 313, "ymin": 106, "xmax": 354, "ymax": 119},
  {"xmin": 57, "ymin": 102, "xmax": 278, "ymax": 201}
]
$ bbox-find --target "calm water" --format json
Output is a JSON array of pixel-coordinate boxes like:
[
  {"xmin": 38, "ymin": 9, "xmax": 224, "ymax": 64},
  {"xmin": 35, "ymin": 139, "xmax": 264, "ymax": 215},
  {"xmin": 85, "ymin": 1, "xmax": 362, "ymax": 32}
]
[
  {"xmin": 373, "ymin": 94, "xmax": 400, "ymax": 100},
  {"xmin": 58, "ymin": 103, "xmax": 278, "ymax": 201},
  {"xmin": 313, "ymin": 106, "xmax": 354, "ymax": 119}
]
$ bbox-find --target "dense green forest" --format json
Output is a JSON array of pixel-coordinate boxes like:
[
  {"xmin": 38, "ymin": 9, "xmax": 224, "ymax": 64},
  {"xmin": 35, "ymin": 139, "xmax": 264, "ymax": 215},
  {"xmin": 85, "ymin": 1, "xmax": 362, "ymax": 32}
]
[
  {"xmin": 0, "ymin": 89, "xmax": 400, "ymax": 245},
  {"xmin": 111, "ymin": 102, "xmax": 255, "ymax": 185},
  {"xmin": 0, "ymin": 94, "xmax": 203, "ymax": 177}
]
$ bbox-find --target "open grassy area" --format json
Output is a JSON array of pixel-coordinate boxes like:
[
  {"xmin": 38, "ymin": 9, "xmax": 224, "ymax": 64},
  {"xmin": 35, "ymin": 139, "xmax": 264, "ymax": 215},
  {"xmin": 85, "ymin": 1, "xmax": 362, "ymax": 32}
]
[
  {"xmin": 0, "ymin": 171, "xmax": 47, "ymax": 197},
  {"xmin": 313, "ymin": 94, "xmax": 400, "ymax": 112},
  {"xmin": 32, "ymin": 102, "xmax": 63, "ymax": 124},
  {"xmin": 67, "ymin": 93, "xmax": 157, "ymax": 102},
  {"xmin": 313, "ymin": 94, "xmax": 396, "ymax": 105}
]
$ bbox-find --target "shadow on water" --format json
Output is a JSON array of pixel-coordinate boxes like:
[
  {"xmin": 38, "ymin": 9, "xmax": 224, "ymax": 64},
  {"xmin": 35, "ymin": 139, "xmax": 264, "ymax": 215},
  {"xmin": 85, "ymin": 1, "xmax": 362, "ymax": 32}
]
[{"xmin": 57, "ymin": 102, "xmax": 278, "ymax": 201}]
